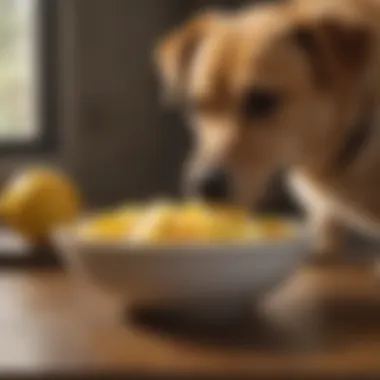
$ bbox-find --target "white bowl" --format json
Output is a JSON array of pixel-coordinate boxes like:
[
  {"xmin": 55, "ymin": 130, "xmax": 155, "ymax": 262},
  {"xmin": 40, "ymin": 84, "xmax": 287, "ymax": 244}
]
[{"xmin": 54, "ymin": 223, "xmax": 310, "ymax": 307}]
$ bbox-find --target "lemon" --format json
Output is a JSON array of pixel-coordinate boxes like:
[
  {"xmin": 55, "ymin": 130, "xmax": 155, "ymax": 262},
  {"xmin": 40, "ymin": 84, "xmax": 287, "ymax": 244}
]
[{"xmin": 0, "ymin": 167, "xmax": 82, "ymax": 242}]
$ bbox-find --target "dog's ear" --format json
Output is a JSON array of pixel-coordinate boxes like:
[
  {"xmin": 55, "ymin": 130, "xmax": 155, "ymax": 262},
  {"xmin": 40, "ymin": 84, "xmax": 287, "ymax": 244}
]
[
  {"xmin": 292, "ymin": 18, "xmax": 372, "ymax": 88},
  {"xmin": 154, "ymin": 11, "xmax": 222, "ymax": 104}
]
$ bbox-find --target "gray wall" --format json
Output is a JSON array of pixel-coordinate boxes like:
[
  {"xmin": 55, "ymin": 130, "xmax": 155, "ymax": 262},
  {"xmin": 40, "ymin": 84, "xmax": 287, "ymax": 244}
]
[
  {"xmin": 62, "ymin": 0, "xmax": 247, "ymax": 208},
  {"xmin": 61, "ymin": 0, "xmax": 295, "ymax": 211}
]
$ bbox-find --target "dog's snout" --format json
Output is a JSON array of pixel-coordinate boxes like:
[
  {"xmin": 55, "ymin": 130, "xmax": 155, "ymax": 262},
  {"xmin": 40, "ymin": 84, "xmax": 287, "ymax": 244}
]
[{"xmin": 196, "ymin": 170, "xmax": 230, "ymax": 202}]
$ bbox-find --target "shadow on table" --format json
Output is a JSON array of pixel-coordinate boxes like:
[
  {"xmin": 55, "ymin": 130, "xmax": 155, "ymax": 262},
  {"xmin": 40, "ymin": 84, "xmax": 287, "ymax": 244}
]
[
  {"xmin": 127, "ymin": 263, "xmax": 380, "ymax": 353},
  {"xmin": 127, "ymin": 301, "xmax": 331, "ymax": 353}
]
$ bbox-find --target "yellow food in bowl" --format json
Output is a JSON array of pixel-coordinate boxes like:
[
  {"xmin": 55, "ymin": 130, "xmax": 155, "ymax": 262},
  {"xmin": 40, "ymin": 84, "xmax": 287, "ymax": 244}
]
[
  {"xmin": 79, "ymin": 207, "xmax": 142, "ymax": 241},
  {"xmin": 79, "ymin": 201, "xmax": 294, "ymax": 244},
  {"xmin": 243, "ymin": 218, "xmax": 295, "ymax": 241},
  {"xmin": 129, "ymin": 202, "xmax": 237, "ymax": 244}
]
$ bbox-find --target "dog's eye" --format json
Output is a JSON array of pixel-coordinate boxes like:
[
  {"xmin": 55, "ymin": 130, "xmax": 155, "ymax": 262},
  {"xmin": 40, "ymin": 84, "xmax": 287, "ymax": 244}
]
[{"xmin": 242, "ymin": 89, "xmax": 280, "ymax": 120}]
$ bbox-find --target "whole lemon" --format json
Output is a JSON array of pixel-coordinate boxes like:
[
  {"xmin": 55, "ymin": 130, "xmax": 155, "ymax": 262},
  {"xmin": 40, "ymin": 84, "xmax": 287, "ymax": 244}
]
[{"xmin": 0, "ymin": 167, "xmax": 82, "ymax": 243}]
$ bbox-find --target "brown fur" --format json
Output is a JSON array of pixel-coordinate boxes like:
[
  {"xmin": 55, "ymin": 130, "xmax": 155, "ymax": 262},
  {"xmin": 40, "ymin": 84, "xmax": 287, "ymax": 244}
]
[{"xmin": 155, "ymin": 0, "xmax": 380, "ymax": 261}]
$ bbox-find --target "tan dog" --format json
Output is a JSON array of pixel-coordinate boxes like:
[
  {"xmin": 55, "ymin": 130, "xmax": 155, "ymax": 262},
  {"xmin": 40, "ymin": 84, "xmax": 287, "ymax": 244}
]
[{"xmin": 155, "ymin": 0, "xmax": 380, "ymax": 262}]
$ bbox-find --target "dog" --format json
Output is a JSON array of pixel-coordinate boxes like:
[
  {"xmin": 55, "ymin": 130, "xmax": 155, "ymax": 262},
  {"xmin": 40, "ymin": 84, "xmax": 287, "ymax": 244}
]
[{"xmin": 154, "ymin": 0, "xmax": 380, "ymax": 263}]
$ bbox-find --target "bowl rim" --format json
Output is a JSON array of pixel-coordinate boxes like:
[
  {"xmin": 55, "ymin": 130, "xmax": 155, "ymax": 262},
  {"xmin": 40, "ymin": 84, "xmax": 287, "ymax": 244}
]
[{"xmin": 53, "ymin": 218, "xmax": 310, "ymax": 257}]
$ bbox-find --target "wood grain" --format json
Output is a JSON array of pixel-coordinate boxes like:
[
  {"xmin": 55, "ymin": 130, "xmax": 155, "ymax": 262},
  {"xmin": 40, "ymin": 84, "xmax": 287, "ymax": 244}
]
[{"xmin": 0, "ymin": 262, "xmax": 380, "ymax": 378}]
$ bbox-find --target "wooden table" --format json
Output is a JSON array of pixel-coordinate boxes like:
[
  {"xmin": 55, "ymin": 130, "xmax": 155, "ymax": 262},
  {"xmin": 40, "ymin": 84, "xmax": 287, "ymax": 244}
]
[{"xmin": 1, "ymin": 260, "xmax": 380, "ymax": 379}]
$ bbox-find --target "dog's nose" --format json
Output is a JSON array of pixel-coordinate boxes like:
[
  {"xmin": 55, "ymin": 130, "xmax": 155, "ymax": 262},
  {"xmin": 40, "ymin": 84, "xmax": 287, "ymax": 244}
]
[{"xmin": 197, "ymin": 170, "xmax": 230, "ymax": 202}]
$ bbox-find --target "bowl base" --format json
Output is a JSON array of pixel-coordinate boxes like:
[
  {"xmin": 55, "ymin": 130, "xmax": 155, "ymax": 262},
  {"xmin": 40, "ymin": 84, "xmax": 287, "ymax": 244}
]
[
  {"xmin": 129, "ymin": 297, "xmax": 255, "ymax": 326},
  {"xmin": 125, "ymin": 298, "xmax": 306, "ymax": 349}
]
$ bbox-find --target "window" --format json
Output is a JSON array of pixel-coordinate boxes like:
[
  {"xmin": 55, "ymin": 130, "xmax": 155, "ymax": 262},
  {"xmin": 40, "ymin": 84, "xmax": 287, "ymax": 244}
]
[
  {"xmin": 0, "ymin": 0, "xmax": 57, "ymax": 154},
  {"xmin": 0, "ymin": 0, "xmax": 59, "ymax": 268}
]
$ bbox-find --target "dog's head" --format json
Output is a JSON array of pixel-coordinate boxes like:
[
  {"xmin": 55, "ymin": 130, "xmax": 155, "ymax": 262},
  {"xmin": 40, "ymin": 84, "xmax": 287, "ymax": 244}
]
[{"xmin": 155, "ymin": 3, "xmax": 373, "ymax": 205}]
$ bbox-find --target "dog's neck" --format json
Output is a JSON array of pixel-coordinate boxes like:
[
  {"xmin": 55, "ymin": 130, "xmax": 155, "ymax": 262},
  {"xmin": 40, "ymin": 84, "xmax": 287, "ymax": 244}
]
[
  {"xmin": 332, "ymin": 92, "xmax": 375, "ymax": 173},
  {"xmin": 293, "ymin": 88, "xmax": 377, "ymax": 180}
]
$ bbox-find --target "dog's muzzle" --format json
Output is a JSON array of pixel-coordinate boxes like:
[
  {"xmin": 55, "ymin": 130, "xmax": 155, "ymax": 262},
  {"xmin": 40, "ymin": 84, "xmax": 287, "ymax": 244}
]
[{"xmin": 184, "ymin": 168, "xmax": 230, "ymax": 202}]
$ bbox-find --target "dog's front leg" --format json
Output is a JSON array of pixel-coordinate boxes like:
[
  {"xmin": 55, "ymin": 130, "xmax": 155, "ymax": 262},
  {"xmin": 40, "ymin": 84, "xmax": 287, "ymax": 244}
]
[{"xmin": 308, "ymin": 213, "xmax": 346, "ymax": 265}]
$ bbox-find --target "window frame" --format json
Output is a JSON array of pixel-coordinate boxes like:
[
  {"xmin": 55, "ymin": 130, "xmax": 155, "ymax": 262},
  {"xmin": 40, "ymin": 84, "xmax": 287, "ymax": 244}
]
[
  {"xmin": 0, "ymin": 0, "xmax": 58, "ymax": 156},
  {"xmin": 0, "ymin": 0, "xmax": 61, "ymax": 270}
]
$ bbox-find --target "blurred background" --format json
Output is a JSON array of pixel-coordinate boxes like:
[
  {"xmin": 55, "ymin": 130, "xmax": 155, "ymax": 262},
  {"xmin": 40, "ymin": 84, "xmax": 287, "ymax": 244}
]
[
  {"xmin": 1, "ymin": 3, "xmax": 380, "ymax": 377},
  {"xmin": 0, "ymin": 0, "xmax": 294, "ymax": 210}
]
